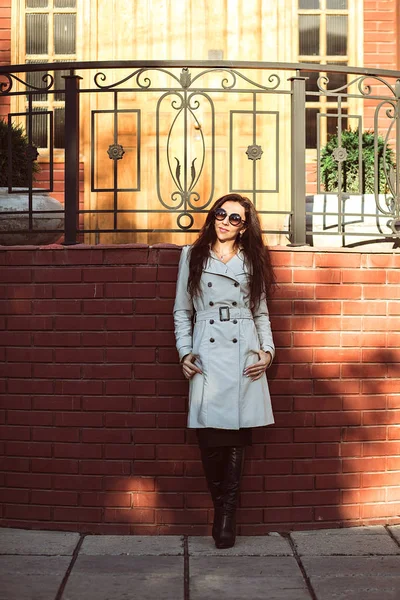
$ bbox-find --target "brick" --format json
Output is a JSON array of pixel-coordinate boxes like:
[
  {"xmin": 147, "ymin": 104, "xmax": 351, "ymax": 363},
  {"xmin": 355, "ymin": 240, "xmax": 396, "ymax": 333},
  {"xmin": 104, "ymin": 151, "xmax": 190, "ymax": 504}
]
[
  {"xmin": 294, "ymin": 300, "xmax": 341, "ymax": 315},
  {"xmin": 0, "ymin": 268, "xmax": 32, "ymax": 283},
  {"xmin": 314, "ymin": 380, "xmax": 360, "ymax": 395},
  {"xmin": 133, "ymin": 461, "xmax": 184, "ymax": 476},
  {"xmin": 5, "ymin": 505, "xmax": 52, "ymax": 521},
  {"xmin": 315, "ymin": 254, "xmax": 361, "ymax": 268},
  {"xmin": 263, "ymin": 507, "xmax": 313, "ymax": 522},
  {"xmin": 83, "ymin": 332, "xmax": 133, "ymax": 347},
  {"xmin": 293, "ymin": 332, "xmax": 340, "ymax": 347},
  {"xmin": 81, "ymin": 492, "xmax": 131, "ymax": 507},
  {"xmin": 83, "ymin": 267, "xmax": 133, "ymax": 282},
  {"xmin": 343, "ymin": 301, "xmax": 386, "ymax": 315},
  {"xmin": 104, "ymin": 283, "xmax": 157, "ymax": 298},
  {"xmin": 344, "ymin": 426, "xmax": 387, "ymax": 441},
  {"xmin": 316, "ymin": 285, "xmax": 362, "ymax": 299},
  {"xmin": 271, "ymin": 252, "xmax": 313, "ymax": 267},
  {"xmin": 362, "ymin": 472, "xmax": 400, "ymax": 488},
  {"xmin": 342, "ymin": 458, "xmax": 386, "ymax": 472},
  {"xmin": 156, "ymin": 509, "xmax": 207, "ymax": 525},
  {"xmin": 54, "ymin": 348, "xmax": 103, "ymax": 363},
  {"xmin": 315, "ymin": 505, "xmax": 360, "ymax": 521},
  {"xmin": 361, "ymin": 503, "xmax": 400, "ymax": 519},
  {"xmin": 136, "ymin": 266, "xmax": 158, "ymax": 281},
  {"xmin": 294, "ymin": 396, "xmax": 342, "ymax": 411},
  {"xmin": 104, "ymin": 508, "xmax": 155, "ymax": 523},
  {"xmin": 7, "ymin": 316, "xmax": 52, "ymax": 330},
  {"xmin": 53, "ymin": 507, "xmax": 103, "ymax": 522},
  {"xmin": 83, "ymin": 299, "xmax": 133, "ymax": 315},
  {"xmin": 293, "ymin": 270, "xmax": 341, "ymax": 283},
  {"xmin": 32, "ymin": 299, "xmax": 81, "ymax": 314},
  {"xmin": 294, "ymin": 428, "xmax": 341, "ymax": 442},
  {"xmin": 80, "ymin": 461, "xmax": 131, "ymax": 475},
  {"xmin": 33, "ymin": 331, "xmax": 80, "ymax": 346},
  {"xmin": 294, "ymin": 459, "xmax": 341, "ymax": 474},
  {"xmin": 34, "ymin": 268, "xmax": 82, "ymax": 283},
  {"xmin": 314, "ymin": 349, "xmax": 361, "ymax": 362},
  {"xmin": 364, "ymin": 286, "xmax": 400, "ymax": 299}
]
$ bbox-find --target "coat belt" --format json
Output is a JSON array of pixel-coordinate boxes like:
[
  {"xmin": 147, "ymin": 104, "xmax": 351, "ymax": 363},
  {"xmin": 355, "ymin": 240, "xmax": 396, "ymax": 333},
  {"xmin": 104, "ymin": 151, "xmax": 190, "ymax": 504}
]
[{"xmin": 194, "ymin": 306, "xmax": 253, "ymax": 323}]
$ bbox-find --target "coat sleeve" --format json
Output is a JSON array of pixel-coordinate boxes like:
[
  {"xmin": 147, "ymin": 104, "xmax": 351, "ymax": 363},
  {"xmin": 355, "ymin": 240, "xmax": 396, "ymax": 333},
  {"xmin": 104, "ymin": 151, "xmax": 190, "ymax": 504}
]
[
  {"xmin": 173, "ymin": 245, "xmax": 194, "ymax": 362},
  {"xmin": 252, "ymin": 293, "xmax": 275, "ymax": 364}
]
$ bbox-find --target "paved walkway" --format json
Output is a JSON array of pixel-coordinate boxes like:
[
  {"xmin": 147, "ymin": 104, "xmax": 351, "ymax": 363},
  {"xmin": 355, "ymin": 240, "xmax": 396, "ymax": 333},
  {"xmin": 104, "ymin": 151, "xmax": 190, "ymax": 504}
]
[{"xmin": 1, "ymin": 525, "xmax": 400, "ymax": 599}]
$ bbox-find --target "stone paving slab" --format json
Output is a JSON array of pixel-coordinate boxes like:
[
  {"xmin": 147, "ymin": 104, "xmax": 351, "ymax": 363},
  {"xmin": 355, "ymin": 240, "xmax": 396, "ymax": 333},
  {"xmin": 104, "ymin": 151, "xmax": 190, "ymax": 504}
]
[
  {"xmin": 0, "ymin": 528, "xmax": 80, "ymax": 555},
  {"xmin": 291, "ymin": 526, "xmax": 400, "ymax": 556},
  {"xmin": 0, "ymin": 556, "xmax": 70, "ymax": 600},
  {"xmin": 190, "ymin": 557, "xmax": 312, "ymax": 600},
  {"xmin": 62, "ymin": 556, "xmax": 184, "ymax": 600},
  {"xmin": 80, "ymin": 534, "xmax": 184, "ymax": 555},
  {"xmin": 388, "ymin": 525, "xmax": 400, "ymax": 545},
  {"xmin": 302, "ymin": 556, "xmax": 400, "ymax": 600},
  {"xmin": 189, "ymin": 534, "xmax": 293, "ymax": 556}
]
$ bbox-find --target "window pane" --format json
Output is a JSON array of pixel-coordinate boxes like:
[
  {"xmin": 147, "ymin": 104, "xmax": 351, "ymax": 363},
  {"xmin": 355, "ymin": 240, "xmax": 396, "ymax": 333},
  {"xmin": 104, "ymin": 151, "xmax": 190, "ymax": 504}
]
[
  {"xmin": 26, "ymin": 0, "xmax": 48, "ymax": 7},
  {"xmin": 306, "ymin": 108, "xmax": 318, "ymax": 149},
  {"xmin": 327, "ymin": 0, "xmax": 347, "ymax": 8},
  {"xmin": 54, "ymin": 14, "xmax": 76, "ymax": 54},
  {"xmin": 54, "ymin": 61, "xmax": 74, "ymax": 100},
  {"xmin": 303, "ymin": 69, "xmax": 320, "ymax": 101},
  {"xmin": 299, "ymin": 0, "xmax": 319, "ymax": 7},
  {"xmin": 26, "ymin": 60, "xmax": 49, "ymax": 101},
  {"xmin": 54, "ymin": 0, "xmax": 76, "ymax": 6},
  {"xmin": 326, "ymin": 69, "xmax": 347, "ymax": 91},
  {"xmin": 299, "ymin": 15, "xmax": 320, "ymax": 56},
  {"xmin": 31, "ymin": 108, "xmax": 48, "ymax": 148},
  {"xmin": 54, "ymin": 108, "xmax": 65, "ymax": 148},
  {"xmin": 26, "ymin": 14, "xmax": 48, "ymax": 55},
  {"xmin": 327, "ymin": 15, "xmax": 347, "ymax": 56},
  {"xmin": 327, "ymin": 108, "xmax": 348, "ymax": 137}
]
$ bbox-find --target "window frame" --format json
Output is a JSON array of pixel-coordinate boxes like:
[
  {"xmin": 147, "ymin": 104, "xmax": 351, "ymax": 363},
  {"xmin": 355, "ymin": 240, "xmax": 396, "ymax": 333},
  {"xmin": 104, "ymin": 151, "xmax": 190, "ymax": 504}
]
[
  {"xmin": 11, "ymin": 0, "xmax": 79, "ymax": 161},
  {"xmin": 296, "ymin": 0, "xmax": 363, "ymax": 156}
]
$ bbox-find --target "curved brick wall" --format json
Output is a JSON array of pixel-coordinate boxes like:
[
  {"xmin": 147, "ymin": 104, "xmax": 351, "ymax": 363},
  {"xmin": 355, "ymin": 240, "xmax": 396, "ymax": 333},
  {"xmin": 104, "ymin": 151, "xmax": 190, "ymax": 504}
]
[{"xmin": 0, "ymin": 244, "xmax": 400, "ymax": 535}]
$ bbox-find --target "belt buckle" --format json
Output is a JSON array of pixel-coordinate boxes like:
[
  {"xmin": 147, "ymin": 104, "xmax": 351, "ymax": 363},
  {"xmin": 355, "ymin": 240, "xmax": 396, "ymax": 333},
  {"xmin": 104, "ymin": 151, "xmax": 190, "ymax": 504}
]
[{"xmin": 219, "ymin": 306, "xmax": 230, "ymax": 321}]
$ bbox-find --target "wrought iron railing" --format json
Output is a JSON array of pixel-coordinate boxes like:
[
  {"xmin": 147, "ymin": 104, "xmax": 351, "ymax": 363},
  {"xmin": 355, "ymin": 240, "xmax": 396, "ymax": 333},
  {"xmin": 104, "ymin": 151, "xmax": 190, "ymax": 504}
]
[{"xmin": 0, "ymin": 60, "xmax": 399, "ymax": 247}]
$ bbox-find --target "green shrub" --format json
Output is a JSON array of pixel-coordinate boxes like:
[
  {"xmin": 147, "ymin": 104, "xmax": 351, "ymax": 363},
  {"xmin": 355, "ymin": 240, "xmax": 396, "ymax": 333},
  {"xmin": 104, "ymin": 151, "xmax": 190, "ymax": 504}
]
[
  {"xmin": 320, "ymin": 128, "xmax": 395, "ymax": 194},
  {"xmin": 0, "ymin": 119, "xmax": 40, "ymax": 187}
]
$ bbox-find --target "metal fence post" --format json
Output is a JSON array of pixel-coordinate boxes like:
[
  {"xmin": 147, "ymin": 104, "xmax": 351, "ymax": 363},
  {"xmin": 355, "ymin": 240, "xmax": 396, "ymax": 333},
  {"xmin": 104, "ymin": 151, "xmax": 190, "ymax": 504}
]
[
  {"xmin": 288, "ymin": 74, "xmax": 307, "ymax": 246},
  {"xmin": 63, "ymin": 73, "xmax": 82, "ymax": 245}
]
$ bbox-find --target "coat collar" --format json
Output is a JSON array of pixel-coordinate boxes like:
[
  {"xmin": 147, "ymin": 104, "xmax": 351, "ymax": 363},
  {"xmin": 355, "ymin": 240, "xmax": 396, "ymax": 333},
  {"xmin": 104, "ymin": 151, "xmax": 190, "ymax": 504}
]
[{"xmin": 203, "ymin": 246, "xmax": 249, "ymax": 283}]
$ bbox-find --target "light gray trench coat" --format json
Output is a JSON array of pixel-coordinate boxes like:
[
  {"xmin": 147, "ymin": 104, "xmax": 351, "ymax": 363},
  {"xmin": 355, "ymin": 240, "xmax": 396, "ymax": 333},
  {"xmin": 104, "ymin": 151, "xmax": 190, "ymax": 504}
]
[{"xmin": 173, "ymin": 245, "xmax": 275, "ymax": 430}]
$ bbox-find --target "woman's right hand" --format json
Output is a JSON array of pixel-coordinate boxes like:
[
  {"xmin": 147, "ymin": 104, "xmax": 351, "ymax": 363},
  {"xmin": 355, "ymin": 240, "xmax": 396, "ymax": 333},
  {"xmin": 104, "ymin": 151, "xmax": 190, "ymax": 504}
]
[{"xmin": 181, "ymin": 353, "xmax": 203, "ymax": 380}]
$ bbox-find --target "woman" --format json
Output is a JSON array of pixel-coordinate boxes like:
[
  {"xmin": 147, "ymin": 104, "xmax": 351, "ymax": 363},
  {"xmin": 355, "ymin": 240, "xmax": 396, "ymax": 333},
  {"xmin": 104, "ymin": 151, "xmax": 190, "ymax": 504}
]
[{"xmin": 173, "ymin": 193, "xmax": 275, "ymax": 549}]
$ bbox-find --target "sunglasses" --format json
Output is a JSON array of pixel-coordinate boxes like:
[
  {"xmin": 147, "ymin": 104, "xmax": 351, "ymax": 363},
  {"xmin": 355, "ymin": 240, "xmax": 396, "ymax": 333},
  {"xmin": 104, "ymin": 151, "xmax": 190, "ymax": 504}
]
[{"xmin": 214, "ymin": 207, "xmax": 246, "ymax": 227}]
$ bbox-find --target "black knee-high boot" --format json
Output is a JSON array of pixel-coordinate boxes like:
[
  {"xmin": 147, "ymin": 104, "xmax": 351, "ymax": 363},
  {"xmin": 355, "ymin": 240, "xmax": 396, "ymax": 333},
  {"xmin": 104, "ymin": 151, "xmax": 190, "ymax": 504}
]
[
  {"xmin": 216, "ymin": 446, "xmax": 245, "ymax": 549},
  {"xmin": 199, "ymin": 447, "xmax": 228, "ymax": 541}
]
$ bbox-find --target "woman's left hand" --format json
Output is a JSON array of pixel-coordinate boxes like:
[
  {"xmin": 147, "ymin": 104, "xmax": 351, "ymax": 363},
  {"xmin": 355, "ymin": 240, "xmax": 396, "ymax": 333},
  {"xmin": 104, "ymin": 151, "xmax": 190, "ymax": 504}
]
[{"xmin": 244, "ymin": 350, "xmax": 272, "ymax": 381}]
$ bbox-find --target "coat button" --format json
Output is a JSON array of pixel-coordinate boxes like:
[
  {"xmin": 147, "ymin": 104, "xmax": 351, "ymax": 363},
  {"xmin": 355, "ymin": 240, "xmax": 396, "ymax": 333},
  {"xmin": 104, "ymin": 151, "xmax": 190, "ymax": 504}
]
[
  {"xmin": 210, "ymin": 319, "xmax": 214, "ymax": 324},
  {"xmin": 232, "ymin": 301, "xmax": 237, "ymax": 306},
  {"xmin": 209, "ymin": 301, "xmax": 214, "ymax": 306},
  {"xmin": 233, "ymin": 319, "xmax": 237, "ymax": 324},
  {"xmin": 234, "ymin": 282, "xmax": 239, "ymax": 287},
  {"xmin": 232, "ymin": 338, "xmax": 238, "ymax": 343},
  {"xmin": 208, "ymin": 282, "xmax": 212, "ymax": 287},
  {"xmin": 210, "ymin": 338, "xmax": 215, "ymax": 343}
]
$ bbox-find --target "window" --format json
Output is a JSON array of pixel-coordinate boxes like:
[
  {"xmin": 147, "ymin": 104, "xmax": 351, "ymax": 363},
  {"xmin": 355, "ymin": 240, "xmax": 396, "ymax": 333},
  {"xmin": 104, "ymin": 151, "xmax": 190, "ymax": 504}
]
[
  {"xmin": 24, "ymin": 0, "xmax": 77, "ymax": 150},
  {"xmin": 298, "ymin": 0, "xmax": 349, "ymax": 149}
]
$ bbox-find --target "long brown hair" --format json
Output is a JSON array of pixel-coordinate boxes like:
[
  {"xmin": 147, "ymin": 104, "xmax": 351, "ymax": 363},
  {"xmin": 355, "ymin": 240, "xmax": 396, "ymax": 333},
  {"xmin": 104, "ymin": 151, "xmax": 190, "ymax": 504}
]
[{"xmin": 187, "ymin": 194, "xmax": 276, "ymax": 311}]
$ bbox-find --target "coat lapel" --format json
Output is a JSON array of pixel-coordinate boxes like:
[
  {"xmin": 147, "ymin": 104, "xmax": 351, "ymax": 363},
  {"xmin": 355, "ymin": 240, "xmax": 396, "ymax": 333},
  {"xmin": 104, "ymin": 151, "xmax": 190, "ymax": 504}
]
[{"xmin": 203, "ymin": 249, "xmax": 248, "ymax": 284}]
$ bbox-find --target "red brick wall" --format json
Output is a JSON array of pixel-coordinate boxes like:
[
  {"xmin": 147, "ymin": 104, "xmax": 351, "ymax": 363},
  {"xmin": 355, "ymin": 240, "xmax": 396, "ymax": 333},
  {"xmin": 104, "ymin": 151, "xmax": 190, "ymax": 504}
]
[
  {"xmin": 0, "ymin": 245, "xmax": 399, "ymax": 535},
  {"xmin": 363, "ymin": 0, "xmax": 398, "ymax": 131}
]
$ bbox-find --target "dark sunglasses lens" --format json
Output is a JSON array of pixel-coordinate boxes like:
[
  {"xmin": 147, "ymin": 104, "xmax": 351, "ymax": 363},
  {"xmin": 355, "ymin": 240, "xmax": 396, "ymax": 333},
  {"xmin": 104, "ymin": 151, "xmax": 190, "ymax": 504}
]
[
  {"xmin": 229, "ymin": 214, "xmax": 242, "ymax": 226},
  {"xmin": 215, "ymin": 209, "xmax": 227, "ymax": 221}
]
